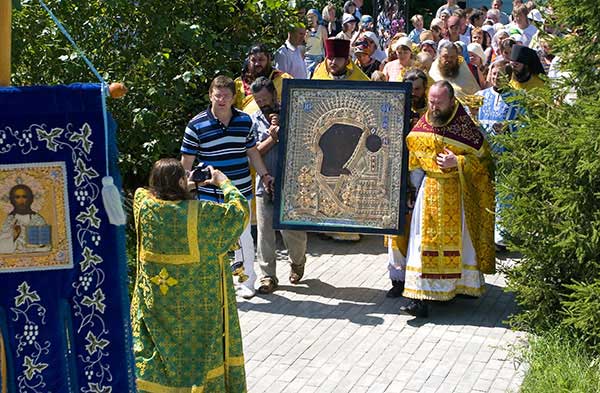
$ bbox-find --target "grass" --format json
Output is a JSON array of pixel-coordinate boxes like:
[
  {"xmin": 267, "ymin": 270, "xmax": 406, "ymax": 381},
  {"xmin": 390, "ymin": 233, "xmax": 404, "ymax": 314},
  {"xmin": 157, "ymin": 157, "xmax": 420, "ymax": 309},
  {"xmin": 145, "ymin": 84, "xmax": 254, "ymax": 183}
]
[{"xmin": 519, "ymin": 330, "xmax": 600, "ymax": 393}]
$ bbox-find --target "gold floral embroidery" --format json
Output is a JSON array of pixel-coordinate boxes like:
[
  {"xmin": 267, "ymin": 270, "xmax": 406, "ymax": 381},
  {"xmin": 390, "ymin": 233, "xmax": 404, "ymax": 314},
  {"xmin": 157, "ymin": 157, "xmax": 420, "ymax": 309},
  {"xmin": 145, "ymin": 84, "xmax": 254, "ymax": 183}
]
[
  {"xmin": 407, "ymin": 111, "xmax": 496, "ymax": 276},
  {"xmin": 150, "ymin": 268, "xmax": 178, "ymax": 295}
]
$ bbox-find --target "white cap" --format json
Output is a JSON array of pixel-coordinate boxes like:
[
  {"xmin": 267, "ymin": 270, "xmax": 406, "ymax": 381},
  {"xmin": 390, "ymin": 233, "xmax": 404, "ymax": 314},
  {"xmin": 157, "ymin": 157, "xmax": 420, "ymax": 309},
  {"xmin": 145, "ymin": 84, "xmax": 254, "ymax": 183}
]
[
  {"xmin": 482, "ymin": 24, "xmax": 496, "ymax": 37},
  {"xmin": 342, "ymin": 13, "xmax": 356, "ymax": 25},
  {"xmin": 392, "ymin": 36, "xmax": 413, "ymax": 52},
  {"xmin": 467, "ymin": 42, "xmax": 487, "ymax": 64},
  {"xmin": 510, "ymin": 33, "xmax": 523, "ymax": 44},
  {"xmin": 528, "ymin": 9, "xmax": 544, "ymax": 23}
]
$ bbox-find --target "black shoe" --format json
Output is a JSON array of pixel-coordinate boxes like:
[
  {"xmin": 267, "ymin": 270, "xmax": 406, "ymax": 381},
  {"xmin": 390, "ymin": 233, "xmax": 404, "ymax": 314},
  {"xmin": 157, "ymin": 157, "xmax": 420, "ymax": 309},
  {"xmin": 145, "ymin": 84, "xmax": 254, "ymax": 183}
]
[
  {"xmin": 455, "ymin": 293, "xmax": 479, "ymax": 299},
  {"xmin": 386, "ymin": 280, "xmax": 405, "ymax": 298},
  {"xmin": 400, "ymin": 299, "xmax": 429, "ymax": 318}
]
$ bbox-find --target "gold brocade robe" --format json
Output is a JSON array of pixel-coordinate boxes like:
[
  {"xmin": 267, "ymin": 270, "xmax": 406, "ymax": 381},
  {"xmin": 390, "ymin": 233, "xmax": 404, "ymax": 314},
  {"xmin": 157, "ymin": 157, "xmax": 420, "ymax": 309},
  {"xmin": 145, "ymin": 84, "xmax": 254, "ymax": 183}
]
[
  {"xmin": 234, "ymin": 69, "xmax": 292, "ymax": 114},
  {"xmin": 509, "ymin": 74, "xmax": 545, "ymax": 91},
  {"xmin": 406, "ymin": 103, "xmax": 495, "ymax": 277},
  {"xmin": 311, "ymin": 60, "xmax": 370, "ymax": 81}
]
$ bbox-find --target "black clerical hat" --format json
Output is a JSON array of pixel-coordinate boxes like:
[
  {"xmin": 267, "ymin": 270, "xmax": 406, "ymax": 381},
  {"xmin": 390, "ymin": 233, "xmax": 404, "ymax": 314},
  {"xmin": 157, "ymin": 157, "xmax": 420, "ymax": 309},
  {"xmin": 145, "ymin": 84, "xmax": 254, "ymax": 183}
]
[{"xmin": 510, "ymin": 45, "xmax": 545, "ymax": 75}]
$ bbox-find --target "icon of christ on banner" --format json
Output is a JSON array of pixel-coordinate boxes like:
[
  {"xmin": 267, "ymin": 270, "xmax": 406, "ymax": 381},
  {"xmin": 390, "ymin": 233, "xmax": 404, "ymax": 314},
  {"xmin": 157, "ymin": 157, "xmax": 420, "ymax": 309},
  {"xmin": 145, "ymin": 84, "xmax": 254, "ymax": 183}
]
[{"xmin": 0, "ymin": 162, "xmax": 73, "ymax": 272}]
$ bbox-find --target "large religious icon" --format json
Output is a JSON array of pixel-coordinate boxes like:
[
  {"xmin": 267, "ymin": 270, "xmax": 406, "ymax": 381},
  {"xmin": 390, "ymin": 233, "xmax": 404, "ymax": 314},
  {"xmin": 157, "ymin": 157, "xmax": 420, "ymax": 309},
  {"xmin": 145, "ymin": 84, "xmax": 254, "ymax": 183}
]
[
  {"xmin": 273, "ymin": 79, "xmax": 412, "ymax": 235},
  {"xmin": 0, "ymin": 162, "xmax": 73, "ymax": 271}
]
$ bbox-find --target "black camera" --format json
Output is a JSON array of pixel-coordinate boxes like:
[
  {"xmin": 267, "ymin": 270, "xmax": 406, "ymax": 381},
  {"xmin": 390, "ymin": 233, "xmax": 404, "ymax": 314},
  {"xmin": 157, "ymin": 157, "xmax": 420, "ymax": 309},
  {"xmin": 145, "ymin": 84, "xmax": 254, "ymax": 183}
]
[{"xmin": 191, "ymin": 163, "xmax": 211, "ymax": 183}]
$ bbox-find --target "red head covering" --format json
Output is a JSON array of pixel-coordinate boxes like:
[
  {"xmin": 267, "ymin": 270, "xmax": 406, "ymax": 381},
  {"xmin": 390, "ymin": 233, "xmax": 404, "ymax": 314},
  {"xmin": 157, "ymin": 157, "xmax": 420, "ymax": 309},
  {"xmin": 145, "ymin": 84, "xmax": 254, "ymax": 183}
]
[{"xmin": 325, "ymin": 38, "xmax": 350, "ymax": 59}]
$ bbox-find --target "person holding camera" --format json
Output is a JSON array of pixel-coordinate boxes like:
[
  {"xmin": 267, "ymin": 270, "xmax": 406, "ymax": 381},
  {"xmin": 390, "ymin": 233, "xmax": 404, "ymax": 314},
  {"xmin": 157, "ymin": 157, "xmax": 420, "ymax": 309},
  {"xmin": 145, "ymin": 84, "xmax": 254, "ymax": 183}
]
[
  {"xmin": 132, "ymin": 158, "xmax": 248, "ymax": 392},
  {"xmin": 249, "ymin": 77, "xmax": 308, "ymax": 294},
  {"xmin": 181, "ymin": 75, "xmax": 274, "ymax": 299}
]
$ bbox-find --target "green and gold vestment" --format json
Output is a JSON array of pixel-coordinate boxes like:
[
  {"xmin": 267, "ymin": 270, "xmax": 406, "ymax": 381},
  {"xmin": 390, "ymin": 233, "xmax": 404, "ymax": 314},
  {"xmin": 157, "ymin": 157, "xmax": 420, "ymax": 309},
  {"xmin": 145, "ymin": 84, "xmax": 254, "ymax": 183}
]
[{"xmin": 132, "ymin": 181, "xmax": 249, "ymax": 392}]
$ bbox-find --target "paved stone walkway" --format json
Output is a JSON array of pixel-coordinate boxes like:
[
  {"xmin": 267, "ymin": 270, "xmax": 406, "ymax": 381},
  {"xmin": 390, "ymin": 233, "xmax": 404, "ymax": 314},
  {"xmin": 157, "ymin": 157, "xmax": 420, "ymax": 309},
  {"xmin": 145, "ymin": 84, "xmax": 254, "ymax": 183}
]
[{"xmin": 237, "ymin": 234, "xmax": 527, "ymax": 393}]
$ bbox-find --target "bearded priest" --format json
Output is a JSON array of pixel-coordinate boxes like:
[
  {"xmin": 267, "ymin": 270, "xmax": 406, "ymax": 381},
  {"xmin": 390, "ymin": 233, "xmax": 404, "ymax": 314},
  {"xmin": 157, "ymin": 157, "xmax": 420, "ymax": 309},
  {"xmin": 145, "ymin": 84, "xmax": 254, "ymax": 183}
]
[{"xmin": 399, "ymin": 80, "xmax": 495, "ymax": 318}]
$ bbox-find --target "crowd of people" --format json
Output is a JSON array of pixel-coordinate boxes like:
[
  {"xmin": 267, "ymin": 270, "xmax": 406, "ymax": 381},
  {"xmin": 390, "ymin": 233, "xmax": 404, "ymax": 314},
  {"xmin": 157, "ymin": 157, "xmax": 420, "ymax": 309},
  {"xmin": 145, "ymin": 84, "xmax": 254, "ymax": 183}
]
[{"xmin": 131, "ymin": 1, "xmax": 563, "ymax": 391}]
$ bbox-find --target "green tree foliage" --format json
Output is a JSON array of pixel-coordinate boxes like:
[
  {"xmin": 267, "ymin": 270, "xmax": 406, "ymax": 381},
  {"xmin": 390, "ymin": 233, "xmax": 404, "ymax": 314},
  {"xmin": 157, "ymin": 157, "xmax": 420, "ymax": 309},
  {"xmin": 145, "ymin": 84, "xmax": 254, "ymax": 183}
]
[
  {"xmin": 11, "ymin": 0, "xmax": 299, "ymax": 191},
  {"xmin": 562, "ymin": 280, "xmax": 600, "ymax": 353},
  {"xmin": 546, "ymin": 0, "xmax": 600, "ymax": 97},
  {"xmin": 498, "ymin": 89, "xmax": 600, "ymax": 331},
  {"xmin": 496, "ymin": 0, "xmax": 600, "ymax": 350}
]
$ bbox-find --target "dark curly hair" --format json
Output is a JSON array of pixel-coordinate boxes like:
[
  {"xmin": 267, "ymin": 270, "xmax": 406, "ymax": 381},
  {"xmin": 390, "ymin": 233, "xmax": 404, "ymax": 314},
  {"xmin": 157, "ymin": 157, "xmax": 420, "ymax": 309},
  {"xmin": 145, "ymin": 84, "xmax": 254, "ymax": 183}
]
[{"xmin": 148, "ymin": 159, "xmax": 192, "ymax": 201}]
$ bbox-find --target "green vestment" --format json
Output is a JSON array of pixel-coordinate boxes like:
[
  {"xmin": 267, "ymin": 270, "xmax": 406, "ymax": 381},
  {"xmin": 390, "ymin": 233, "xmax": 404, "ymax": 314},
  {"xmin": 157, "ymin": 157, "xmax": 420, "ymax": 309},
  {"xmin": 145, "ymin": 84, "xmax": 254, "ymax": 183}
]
[{"xmin": 131, "ymin": 181, "xmax": 249, "ymax": 393}]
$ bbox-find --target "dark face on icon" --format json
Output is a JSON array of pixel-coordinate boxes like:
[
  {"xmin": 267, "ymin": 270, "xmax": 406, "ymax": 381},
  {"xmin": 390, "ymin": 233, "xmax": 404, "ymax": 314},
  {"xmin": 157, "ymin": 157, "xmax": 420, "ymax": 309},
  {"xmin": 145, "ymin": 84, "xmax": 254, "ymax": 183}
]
[
  {"xmin": 318, "ymin": 124, "xmax": 382, "ymax": 177},
  {"xmin": 9, "ymin": 185, "xmax": 35, "ymax": 215}
]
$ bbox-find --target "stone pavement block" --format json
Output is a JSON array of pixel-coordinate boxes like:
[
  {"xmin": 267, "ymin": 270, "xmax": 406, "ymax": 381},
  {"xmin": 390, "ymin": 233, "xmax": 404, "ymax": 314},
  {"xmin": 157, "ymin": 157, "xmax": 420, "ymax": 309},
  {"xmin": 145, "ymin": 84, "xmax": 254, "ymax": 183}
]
[
  {"xmin": 335, "ymin": 369, "xmax": 365, "ymax": 392},
  {"xmin": 404, "ymin": 377, "xmax": 427, "ymax": 391},
  {"xmin": 485, "ymin": 358, "xmax": 505, "ymax": 371},
  {"xmin": 249, "ymin": 374, "xmax": 277, "ymax": 393},
  {"xmin": 431, "ymin": 363, "xmax": 452, "ymax": 378},
  {"xmin": 355, "ymin": 372, "xmax": 379, "ymax": 387},
  {"xmin": 441, "ymin": 374, "xmax": 461, "ymax": 391},
  {"xmin": 473, "ymin": 376, "xmax": 494, "ymax": 392},
  {"xmin": 366, "ymin": 382, "xmax": 390, "ymax": 393},
  {"xmin": 479, "ymin": 367, "xmax": 499, "ymax": 380},
  {"xmin": 296, "ymin": 364, "xmax": 319, "ymax": 381},
  {"xmin": 246, "ymin": 376, "xmax": 258, "ymax": 390},
  {"xmin": 454, "ymin": 381, "xmax": 477, "ymax": 393},
  {"xmin": 490, "ymin": 377, "xmax": 511, "ymax": 391},
  {"xmin": 474, "ymin": 349, "xmax": 494, "ymax": 363},
  {"xmin": 283, "ymin": 378, "xmax": 310, "ymax": 393},
  {"xmin": 415, "ymin": 357, "xmax": 438, "ymax": 378},
  {"xmin": 384, "ymin": 380, "xmax": 406, "ymax": 393},
  {"xmin": 422, "ymin": 375, "xmax": 445, "ymax": 391},
  {"xmin": 400, "ymin": 359, "xmax": 423, "ymax": 373},
  {"xmin": 393, "ymin": 368, "xmax": 416, "ymax": 383},
  {"xmin": 277, "ymin": 366, "xmax": 301, "ymax": 383},
  {"xmin": 427, "ymin": 347, "xmax": 448, "ymax": 361},
  {"xmin": 411, "ymin": 341, "xmax": 436, "ymax": 361},
  {"xmin": 305, "ymin": 362, "xmax": 336, "ymax": 386},
  {"xmin": 349, "ymin": 385, "xmax": 370, "ymax": 393}
]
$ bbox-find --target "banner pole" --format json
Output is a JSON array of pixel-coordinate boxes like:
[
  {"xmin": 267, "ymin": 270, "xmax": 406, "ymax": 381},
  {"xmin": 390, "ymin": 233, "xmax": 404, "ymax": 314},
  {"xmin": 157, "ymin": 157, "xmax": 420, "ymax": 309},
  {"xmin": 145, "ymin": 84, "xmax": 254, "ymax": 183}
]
[{"xmin": 0, "ymin": 0, "xmax": 11, "ymax": 86}]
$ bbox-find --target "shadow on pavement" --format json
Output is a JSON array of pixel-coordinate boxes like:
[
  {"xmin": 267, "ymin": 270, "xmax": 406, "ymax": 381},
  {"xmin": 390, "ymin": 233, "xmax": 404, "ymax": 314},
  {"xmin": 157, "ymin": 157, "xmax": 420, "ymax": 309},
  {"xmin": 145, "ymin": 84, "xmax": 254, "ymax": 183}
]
[
  {"xmin": 238, "ymin": 277, "xmax": 518, "ymax": 329},
  {"xmin": 304, "ymin": 232, "xmax": 387, "ymax": 257},
  {"xmin": 237, "ymin": 290, "xmax": 387, "ymax": 326}
]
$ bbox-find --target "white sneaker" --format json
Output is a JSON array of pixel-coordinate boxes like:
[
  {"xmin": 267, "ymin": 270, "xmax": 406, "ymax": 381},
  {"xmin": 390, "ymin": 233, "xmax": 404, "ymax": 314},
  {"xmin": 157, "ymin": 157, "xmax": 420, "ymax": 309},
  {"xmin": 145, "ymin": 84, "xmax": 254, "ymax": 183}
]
[{"xmin": 236, "ymin": 284, "xmax": 255, "ymax": 299}]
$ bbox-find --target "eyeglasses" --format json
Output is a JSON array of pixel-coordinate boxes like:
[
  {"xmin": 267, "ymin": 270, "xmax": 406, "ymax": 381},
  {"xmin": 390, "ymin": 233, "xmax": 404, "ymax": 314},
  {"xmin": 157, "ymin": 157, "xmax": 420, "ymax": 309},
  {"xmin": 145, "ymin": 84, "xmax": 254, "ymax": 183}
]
[{"xmin": 212, "ymin": 93, "xmax": 233, "ymax": 101}]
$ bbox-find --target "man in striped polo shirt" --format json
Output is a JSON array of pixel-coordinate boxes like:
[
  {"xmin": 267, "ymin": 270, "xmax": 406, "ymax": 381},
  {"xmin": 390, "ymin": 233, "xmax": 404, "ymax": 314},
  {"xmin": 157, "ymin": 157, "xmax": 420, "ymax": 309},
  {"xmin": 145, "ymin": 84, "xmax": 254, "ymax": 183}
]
[{"xmin": 181, "ymin": 75, "xmax": 274, "ymax": 299}]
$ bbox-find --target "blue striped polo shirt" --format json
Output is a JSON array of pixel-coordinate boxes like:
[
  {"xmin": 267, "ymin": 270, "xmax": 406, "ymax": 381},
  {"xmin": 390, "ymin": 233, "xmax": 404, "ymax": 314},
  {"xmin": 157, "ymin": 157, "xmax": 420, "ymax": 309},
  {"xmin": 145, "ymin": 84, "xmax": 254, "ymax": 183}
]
[{"xmin": 181, "ymin": 106, "xmax": 256, "ymax": 201}]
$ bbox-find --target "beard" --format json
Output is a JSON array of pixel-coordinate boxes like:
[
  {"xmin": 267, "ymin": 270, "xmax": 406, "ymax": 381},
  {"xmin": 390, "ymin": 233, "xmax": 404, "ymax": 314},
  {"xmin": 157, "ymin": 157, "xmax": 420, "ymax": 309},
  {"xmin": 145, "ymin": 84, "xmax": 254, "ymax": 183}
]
[
  {"xmin": 10, "ymin": 204, "xmax": 35, "ymax": 215},
  {"xmin": 246, "ymin": 64, "xmax": 272, "ymax": 82},
  {"xmin": 413, "ymin": 96, "xmax": 426, "ymax": 111},
  {"xmin": 439, "ymin": 60, "xmax": 460, "ymax": 78},
  {"xmin": 430, "ymin": 106, "xmax": 454, "ymax": 126},
  {"xmin": 260, "ymin": 103, "xmax": 279, "ymax": 117},
  {"xmin": 328, "ymin": 63, "xmax": 347, "ymax": 77},
  {"xmin": 513, "ymin": 65, "xmax": 532, "ymax": 83}
]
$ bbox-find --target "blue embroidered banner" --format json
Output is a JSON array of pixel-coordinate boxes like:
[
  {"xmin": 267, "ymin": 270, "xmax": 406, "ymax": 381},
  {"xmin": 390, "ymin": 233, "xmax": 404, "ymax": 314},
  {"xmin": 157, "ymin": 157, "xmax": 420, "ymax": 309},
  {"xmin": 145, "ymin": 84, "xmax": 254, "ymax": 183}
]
[{"xmin": 0, "ymin": 84, "xmax": 135, "ymax": 392}]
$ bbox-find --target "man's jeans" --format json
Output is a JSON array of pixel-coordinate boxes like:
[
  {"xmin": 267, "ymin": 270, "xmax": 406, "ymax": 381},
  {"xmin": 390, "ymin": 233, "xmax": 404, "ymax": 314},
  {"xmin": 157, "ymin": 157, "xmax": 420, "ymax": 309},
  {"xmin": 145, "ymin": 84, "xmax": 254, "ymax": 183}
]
[{"xmin": 256, "ymin": 195, "xmax": 307, "ymax": 284}]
